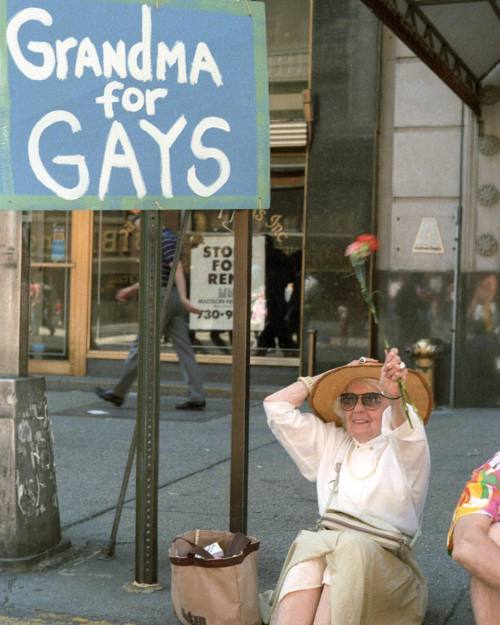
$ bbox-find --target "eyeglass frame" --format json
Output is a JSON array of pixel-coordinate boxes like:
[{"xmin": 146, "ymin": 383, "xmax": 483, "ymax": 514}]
[{"xmin": 339, "ymin": 392, "xmax": 386, "ymax": 411}]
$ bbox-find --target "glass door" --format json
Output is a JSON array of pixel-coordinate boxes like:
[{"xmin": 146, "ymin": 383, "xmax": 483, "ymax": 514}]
[
  {"xmin": 28, "ymin": 210, "xmax": 92, "ymax": 375},
  {"xmin": 29, "ymin": 212, "xmax": 72, "ymax": 360}
]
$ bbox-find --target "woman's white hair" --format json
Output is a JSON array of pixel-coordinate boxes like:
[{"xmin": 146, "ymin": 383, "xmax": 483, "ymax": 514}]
[{"xmin": 333, "ymin": 377, "xmax": 383, "ymax": 427}]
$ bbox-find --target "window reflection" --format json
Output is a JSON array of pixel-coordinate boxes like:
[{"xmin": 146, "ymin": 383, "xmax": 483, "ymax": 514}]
[
  {"xmin": 91, "ymin": 201, "xmax": 304, "ymax": 360},
  {"xmin": 91, "ymin": 211, "xmax": 140, "ymax": 350},
  {"xmin": 253, "ymin": 235, "xmax": 300, "ymax": 356},
  {"xmin": 376, "ymin": 270, "xmax": 454, "ymax": 404},
  {"xmin": 188, "ymin": 195, "xmax": 303, "ymax": 357},
  {"xmin": 29, "ymin": 267, "xmax": 70, "ymax": 358},
  {"xmin": 28, "ymin": 211, "xmax": 71, "ymax": 359},
  {"xmin": 458, "ymin": 272, "xmax": 500, "ymax": 406}
]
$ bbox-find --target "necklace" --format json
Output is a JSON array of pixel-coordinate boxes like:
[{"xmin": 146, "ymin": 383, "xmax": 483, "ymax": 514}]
[{"xmin": 346, "ymin": 440, "xmax": 388, "ymax": 480}]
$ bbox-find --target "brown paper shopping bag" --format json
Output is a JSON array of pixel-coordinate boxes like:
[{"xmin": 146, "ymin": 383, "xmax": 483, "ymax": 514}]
[{"xmin": 169, "ymin": 529, "xmax": 261, "ymax": 625}]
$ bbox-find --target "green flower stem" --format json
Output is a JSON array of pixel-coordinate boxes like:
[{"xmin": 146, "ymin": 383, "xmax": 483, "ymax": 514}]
[{"xmin": 352, "ymin": 260, "xmax": 414, "ymax": 428}]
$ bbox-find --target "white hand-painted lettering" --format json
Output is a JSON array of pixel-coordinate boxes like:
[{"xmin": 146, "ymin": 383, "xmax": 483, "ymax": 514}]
[
  {"xmin": 28, "ymin": 112, "xmax": 231, "ymax": 199},
  {"xmin": 7, "ymin": 8, "xmax": 55, "ymax": 80},
  {"xmin": 99, "ymin": 121, "xmax": 146, "ymax": 200},
  {"xmin": 190, "ymin": 42, "xmax": 223, "ymax": 87},
  {"xmin": 128, "ymin": 5, "xmax": 153, "ymax": 82},
  {"xmin": 75, "ymin": 36, "xmax": 103, "ymax": 78},
  {"xmin": 102, "ymin": 40, "xmax": 127, "ymax": 78},
  {"xmin": 7, "ymin": 6, "xmax": 223, "ymax": 85},
  {"xmin": 157, "ymin": 40, "xmax": 187, "ymax": 82},
  {"xmin": 188, "ymin": 117, "xmax": 231, "ymax": 196},
  {"xmin": 28, "ymin": 110, "xmax": 90, "ymax": 201},
  {"xmin": 139, "ymin": 115, "xmax": 187, "ymax": 198},
  {"xmin": 55, "ymin": 37, "xmax": 78, "ymax": 80},
  {"xmin": 96, "ymin": 83, "xmax": 169, "ymax": 119}
]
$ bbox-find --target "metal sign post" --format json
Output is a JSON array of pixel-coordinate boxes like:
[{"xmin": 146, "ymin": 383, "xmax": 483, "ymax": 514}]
[
  {"xmin": 135, "ymin": 210, "xmax": 162, "ymax": 585},
  {"xmin": 230, "ymin": 210, "xmax": 253, "ymax": 534},
  {"xmin": 101, "ymin": 212, "xmax": 189, "ymax": 566}
]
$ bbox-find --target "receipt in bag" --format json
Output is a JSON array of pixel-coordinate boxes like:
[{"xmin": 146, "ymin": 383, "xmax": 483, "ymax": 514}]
[{"xmin": 195, "ymin": 541, "xmax": 224, "ymax": 559}]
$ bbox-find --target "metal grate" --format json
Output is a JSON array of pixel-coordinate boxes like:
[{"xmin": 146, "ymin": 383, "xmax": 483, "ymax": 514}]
[{"xmin": 270, "ymin": 121, "xmax": 308, "ymax": 148}]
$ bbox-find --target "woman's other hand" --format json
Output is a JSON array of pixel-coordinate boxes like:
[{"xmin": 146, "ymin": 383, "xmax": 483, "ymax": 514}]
[
  {"xmin": 265, "ymin": 371, "xmax": 325, "ymax": 406},
  {"xmin": 346, "ymin": 357, "xmax": 379, "ymax": 367},
  {"xmin": 380, "ymin": 348, "xmax": 407, "ymax": 399}
]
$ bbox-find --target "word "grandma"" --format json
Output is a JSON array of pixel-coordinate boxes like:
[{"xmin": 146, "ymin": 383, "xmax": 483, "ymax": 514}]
[
  {"xmin": 6, "ymin": 4, "xmax": 232, "ymax": 201},
  {"xmin": 7, "ymin": 5, "xmax": 223, "ymax": 86}
]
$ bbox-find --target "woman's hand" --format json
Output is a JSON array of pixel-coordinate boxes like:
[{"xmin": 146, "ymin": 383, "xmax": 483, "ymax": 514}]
[
  {"xmin": 265, "ymin": 371, "xmax": 327, "ymax": 406},
  {"xmin": 380, "ymin": 348, "xmax": 409, "ymax": 429},
  {"xmin": 379, "ymin": 347, "xmax": 407, "ymax": 399},
  {"xmin": 347, "ymin": 357, "xmax": 379, "ymax": 367}
]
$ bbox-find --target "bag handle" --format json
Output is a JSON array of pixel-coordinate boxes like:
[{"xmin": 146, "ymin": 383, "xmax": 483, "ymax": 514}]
[
  {"xmin": 172, "ymin": 532, "xmax": 251, "ymax": 559},
  {"xmin": 172, "ymin": 536, "xmax": 215, "ymax": 559},
  {"xmin": 226, "ymin": 532, "xmax": 251, "ymax": 556}
]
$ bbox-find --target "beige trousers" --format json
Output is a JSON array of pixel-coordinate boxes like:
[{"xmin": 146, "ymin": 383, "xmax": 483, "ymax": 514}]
[{"xmin": 263, "ymin": 528, "xmax": 427, "ymax": 625}]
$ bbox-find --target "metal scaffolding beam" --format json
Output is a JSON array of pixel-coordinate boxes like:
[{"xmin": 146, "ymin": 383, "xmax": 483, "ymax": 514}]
[{"xmin": 359, "ymin": 0, "xmax": 482, "ymax": 115}]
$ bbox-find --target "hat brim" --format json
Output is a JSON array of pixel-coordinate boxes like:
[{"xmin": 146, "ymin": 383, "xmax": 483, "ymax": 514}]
[{"xmin": 309, "ymin": 363, "xmax": 432, "ymax": 426}]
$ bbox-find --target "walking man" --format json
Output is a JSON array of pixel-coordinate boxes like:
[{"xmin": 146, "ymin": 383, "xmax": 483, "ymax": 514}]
[{"xmin": 97, "ymin": 217, "xmax": 205, "ymax": 410}]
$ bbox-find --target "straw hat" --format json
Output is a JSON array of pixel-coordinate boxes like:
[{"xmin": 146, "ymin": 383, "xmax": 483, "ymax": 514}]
[{"xmin": 309, "ymin": 363, "xmax": 432, "ymax": 426}]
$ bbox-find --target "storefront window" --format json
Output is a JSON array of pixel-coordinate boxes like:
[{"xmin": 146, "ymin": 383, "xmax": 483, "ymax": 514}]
[
  {"xmin": 456, "ymin": 272, "xmax": 500, "ymax": 406},
  {"xmin": 90, "ymin": 202, "xmax": 304, "ymax": 360},
  {"xmin": 189, "ymin": 192, "xmax": 303, "ymax": 358},
  {"xmin": 376, "ymin": 270, "xmax": 454, "ymax": 403},
  {"xmin": 28, "ymin": 211, "xmax": 71, "ymax": 359},
  {"xmin": 90, "ymin": 211, "xmax": 141, "ymax": 351}
]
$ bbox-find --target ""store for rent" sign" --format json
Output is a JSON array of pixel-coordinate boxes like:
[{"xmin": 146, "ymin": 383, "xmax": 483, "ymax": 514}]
[{"xmin": 0, "ymin": 0, "xmax": 269, "ymax": 210}]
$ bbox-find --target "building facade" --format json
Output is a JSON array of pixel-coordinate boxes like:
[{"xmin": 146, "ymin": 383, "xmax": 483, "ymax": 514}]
[{"xmin": 27, "ymin": 0, "xmax": 500, "ymax": 406}]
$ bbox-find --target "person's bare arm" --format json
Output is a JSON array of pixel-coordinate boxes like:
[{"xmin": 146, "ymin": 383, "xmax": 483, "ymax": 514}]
[
  {"xmin": 265, "ymin": 373, "xmax": 324, "ymax": 407},
  {"xmin": 116, "ymin": 282, "xmax": 139, "ymax": 301},
  {"xmin": 175, "ymin": 261, "xmax": 201, "ymax": 314},
  {"xmin": 452, "ymin": 514, "xmax": 500, "ymax": 588}
]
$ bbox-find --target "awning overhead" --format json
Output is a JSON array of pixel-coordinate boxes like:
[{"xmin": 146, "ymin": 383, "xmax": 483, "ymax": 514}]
[{"xmin": 359, "ymin": 0, "xmax": 500, "ymax": 115}]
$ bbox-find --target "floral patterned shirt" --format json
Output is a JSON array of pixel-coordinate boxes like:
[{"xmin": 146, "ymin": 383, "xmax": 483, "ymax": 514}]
[{"xmin": 447, "ymin": 450, "xmax": 500, "ymax": 553}]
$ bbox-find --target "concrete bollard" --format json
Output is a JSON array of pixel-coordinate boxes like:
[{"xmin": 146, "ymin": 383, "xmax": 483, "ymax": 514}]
[
  {"xmin": 0, "ymin": 376, "xmax": 68, "ymax": 565},
  {"xmin": 407, "ymin": 338, "xmax": 442, "ymax": 400}
]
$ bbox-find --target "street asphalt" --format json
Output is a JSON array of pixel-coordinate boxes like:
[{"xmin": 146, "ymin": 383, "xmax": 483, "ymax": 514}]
[{"xmin": 0, "ymin": 386, "xmax": 499, "ymax": 625}]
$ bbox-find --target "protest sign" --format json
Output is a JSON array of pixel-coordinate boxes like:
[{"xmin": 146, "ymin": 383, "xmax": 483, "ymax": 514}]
[
  {"xmin": 189, "ymin": 234, "xmax": 265, "ymax": 331},
  {"xmin": 0, "ymin": 0, "xmax": 269, "ymax": 210}
]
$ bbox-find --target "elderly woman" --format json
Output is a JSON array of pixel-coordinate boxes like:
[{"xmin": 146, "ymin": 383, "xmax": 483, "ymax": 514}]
[{"xmin": 262, "ymin": 348, "xmax": 432, "ymax": 625}]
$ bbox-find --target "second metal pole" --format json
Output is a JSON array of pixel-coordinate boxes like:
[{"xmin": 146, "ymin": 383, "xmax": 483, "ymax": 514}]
[{"xmin": 230, "ymin": 210, "xmax": 252, "ymax": 534}]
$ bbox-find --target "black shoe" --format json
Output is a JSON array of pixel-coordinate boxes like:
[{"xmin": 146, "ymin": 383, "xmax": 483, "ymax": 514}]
[
  {"xmin": 96, "ymin": 387, "xmax": 124, "ymax": 407},
  {"xmin": 175, "ymin": 400, "xmax": 206, "ymax": 410}
]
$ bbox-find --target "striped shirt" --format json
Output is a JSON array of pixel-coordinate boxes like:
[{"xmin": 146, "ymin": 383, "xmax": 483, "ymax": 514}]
[{"xmin": 161, "ymin": 228, "xmax": 178, "ymax": 287}]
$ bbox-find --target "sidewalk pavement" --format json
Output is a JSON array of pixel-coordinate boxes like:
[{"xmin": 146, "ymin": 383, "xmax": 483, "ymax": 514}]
[{"xmin": 0, "ymin": 386, "xmax": 498, "ymax": 625}]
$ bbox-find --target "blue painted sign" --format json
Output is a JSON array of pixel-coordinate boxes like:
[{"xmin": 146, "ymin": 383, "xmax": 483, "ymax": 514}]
[{"xmin": 0, "ymin": 0, "xmax": 269, "ymax": 210}]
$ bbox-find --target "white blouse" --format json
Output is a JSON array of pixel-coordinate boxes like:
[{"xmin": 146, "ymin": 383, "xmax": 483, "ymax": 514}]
[{"xmin": 264, "ymin": 400, "xmax": 430, "ymax": 537}]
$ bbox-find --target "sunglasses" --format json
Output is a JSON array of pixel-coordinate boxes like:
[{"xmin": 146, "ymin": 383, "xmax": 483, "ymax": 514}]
[{"xmin": 339, "ymin": 392, "xmax": 384, "ymax": 411}]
